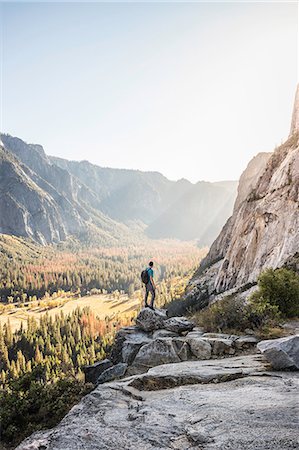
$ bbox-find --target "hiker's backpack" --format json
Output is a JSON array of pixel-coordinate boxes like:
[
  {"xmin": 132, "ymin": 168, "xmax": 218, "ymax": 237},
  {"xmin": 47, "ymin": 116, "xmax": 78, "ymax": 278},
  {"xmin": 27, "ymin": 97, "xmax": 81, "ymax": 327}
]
[{"xmin": 141, "ymin": 268, "xmax": 150, "ymax": 284}]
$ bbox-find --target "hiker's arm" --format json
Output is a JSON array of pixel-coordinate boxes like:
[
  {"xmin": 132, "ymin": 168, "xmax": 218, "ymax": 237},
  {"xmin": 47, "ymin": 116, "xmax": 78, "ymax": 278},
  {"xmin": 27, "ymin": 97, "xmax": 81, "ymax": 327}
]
[{"xmin": 150, "ymin": 276, "xmax": 156, "ymax": 289}]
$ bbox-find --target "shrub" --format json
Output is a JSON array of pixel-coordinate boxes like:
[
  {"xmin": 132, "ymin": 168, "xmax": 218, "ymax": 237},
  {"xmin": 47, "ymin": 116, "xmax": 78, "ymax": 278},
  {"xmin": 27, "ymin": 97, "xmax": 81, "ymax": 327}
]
[
  {"xmin": 250, "ymin": 268, "xmax": 299, "ymax": 318},
  {"xmin": 195, "ymin": 293, "xmax": 281, "ymax": 335},
  {"xmin": 195, "ymin": 295, "xmax": 249, "ymax": 333}
]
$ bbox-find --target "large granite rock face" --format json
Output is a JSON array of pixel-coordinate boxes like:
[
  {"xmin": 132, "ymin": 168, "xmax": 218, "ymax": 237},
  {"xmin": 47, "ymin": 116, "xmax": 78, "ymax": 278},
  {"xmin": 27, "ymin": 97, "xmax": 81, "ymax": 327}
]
[
  {"xmin": 257, "ymin": 335, "xmax": 299, "ymax": 370},
  {"xmin": 189, "ymin": 86, "xmax": 299, "ymax": 298},
  {"xmin": 16, "ymin": 355, "xmax": 299, "ymax": 450},
  {"xmin": 290, "ymin": 83, "xmax": 299, "ymax": 136},
  {"xmin": 0, "ymin": 136, "xmax": 130, "ymax": 245}
]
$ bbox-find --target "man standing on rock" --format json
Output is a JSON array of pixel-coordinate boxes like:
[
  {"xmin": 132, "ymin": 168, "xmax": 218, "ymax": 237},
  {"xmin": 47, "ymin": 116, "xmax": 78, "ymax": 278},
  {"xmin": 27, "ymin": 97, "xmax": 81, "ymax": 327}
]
[{"xmin": 143, "ymin": 261, "xmax": 156, "ymax": 310}]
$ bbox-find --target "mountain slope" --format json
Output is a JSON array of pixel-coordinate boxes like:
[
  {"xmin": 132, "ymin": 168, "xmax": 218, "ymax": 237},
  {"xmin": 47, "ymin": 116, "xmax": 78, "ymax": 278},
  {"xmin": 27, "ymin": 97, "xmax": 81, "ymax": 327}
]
[
  {"xmin": 0, "ymin": 136, "xmax": 131, "ymax": 245},
  {"xmin": 51, "ymin": 156, "xmax": 198, "ymax": 224},
  {"xmin": 0, "ymin": 146, "xmax": 67, "ymax": 244},
  {"xmin": 190, "ymin": 85, "xmax": 299, "ymax": 298},
  {"xmin": 51, "ymin": 156, "xmax": 237, "ymax": 243},
  {"xmin": 1, "ymin": 133, "xmax": 237, "ymax": 246}
]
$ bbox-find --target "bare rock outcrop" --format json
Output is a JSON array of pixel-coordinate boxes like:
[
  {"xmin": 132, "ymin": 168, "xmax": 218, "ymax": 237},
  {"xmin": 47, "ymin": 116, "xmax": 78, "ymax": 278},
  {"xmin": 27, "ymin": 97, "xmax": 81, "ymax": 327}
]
[
  {"xmin": 107, "ymin": 309, "xmax": 258, "ymax": 377},
  {"xmin": 16, "ymin": 354, "xmax": 299, "ymax": 450}
]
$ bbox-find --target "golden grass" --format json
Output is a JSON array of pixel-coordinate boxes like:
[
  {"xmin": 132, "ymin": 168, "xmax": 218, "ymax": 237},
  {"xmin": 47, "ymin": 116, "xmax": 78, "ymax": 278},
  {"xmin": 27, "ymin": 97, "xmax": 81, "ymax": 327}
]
[{"xmin": 0, "ymin": 293, "xmax": 140, "ymax": 332}]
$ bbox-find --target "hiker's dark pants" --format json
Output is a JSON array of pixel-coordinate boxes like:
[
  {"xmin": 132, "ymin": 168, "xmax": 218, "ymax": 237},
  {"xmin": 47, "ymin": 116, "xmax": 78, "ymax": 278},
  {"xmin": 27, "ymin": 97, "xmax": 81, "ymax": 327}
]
[{"xmin": 145, "ymin": 282, "xmax": 155, "ymax": 307}]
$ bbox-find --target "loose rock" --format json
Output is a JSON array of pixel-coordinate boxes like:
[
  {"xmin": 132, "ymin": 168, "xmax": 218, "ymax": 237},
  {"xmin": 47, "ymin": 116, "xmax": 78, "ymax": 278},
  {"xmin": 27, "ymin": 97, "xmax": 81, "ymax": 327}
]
[
  {"xmin": 185, "ymin": 336, "xmax": 212, "ymax": 359},
  {"xmin": 163, "ymin": 316, "xmax": 195, "ymax": 334},
  {"xmin": 257, "ymin": 335, "xmax": 299, "ymax": 370},
  {"xmin": 135, "ymin": 308, "xmax": 167, "ymax": 332},
  {"xmin": 83, "ymin": 359, "xmax": 113, "ymax": 384},
  {"xmin": 97, "ymin": 363, "xmax": 128, "ymax": 384}
]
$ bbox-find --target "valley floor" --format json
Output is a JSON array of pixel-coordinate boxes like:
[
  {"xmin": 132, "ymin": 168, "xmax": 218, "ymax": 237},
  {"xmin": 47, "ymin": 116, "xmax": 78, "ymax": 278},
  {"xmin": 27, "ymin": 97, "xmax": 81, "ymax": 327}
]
[{"xmin": 0, "ymin": 293, "xmax": 140, "ymax": 332}]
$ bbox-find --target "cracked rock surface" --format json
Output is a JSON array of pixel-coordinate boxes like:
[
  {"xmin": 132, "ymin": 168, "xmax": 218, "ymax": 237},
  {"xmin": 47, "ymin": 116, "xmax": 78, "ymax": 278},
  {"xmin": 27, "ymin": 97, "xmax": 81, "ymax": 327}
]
[{"xmin": 16, "ymin": 355, "xmax": 299, "ymax": 450}]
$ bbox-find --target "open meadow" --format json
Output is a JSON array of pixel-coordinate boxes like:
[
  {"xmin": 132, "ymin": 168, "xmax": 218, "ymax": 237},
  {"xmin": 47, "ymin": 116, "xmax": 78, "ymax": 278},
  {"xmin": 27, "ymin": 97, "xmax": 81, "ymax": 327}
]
[{"xmin": 0, "ymin": 292, "xmax": 141, "ymax": 332}]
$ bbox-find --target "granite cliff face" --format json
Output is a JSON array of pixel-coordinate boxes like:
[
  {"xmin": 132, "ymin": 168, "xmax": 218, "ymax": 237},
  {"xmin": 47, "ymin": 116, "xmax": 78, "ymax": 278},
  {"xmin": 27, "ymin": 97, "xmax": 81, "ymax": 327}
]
[
  {"xmin": 0, "ymin": 146, "xmax": 67, "ymax": 244},
  {"xmin": 0, "ymin": 136, "xmax": 129, "ymax": 245},
  {"xmin": 190, "ymin": 86, "xmax": 299, "ymax": 297}
]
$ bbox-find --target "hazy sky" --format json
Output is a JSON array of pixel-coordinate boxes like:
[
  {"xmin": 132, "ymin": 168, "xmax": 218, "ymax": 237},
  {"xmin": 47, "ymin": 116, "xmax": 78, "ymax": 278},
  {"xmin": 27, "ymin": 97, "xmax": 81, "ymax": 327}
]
[{"xmin": 0, "ymin": 1, "xmax": 298, "ymax": 182}]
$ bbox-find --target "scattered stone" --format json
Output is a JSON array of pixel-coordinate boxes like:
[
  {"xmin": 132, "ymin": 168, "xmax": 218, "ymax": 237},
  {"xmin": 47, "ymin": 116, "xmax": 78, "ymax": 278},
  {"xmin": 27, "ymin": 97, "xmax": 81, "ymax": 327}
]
[
  {"xmin": 121, "ymin": 332, "xmax": 152, "ymax": 365},
  {"xmin": 172, "ymin": 338, "xmax": 191, "ymax": 361},
  {"xmin": 122, "ymin": 341, "xmax": 146, "ymax": 365},
  {"xmin": 257, "ymin": 335, "xmax": 299, "ymax": 370},
  {"xmin": 202, "ymin": 332, "xmax": 239, "ymax": 341},
  {"xmin": 83, "ymin": 359, "xmax": 113, "ymax": 384},
  {"xmin": 203, "ymin": 337, "xmax": 235, "ymax": 356},
  {"xmin": 152, "ymin": 329, "xmax": 179, "ymax": 339},
  {"xmin": 191, "ymin": 327, "xmax": 205, "ymax": 334},
  {"xmin": 97, "ymin": 363, "xmax": 128, "ymax": 384},
  {"xmin": 110, "ymin": 326, "xmax": 151, "ymax": 364}
]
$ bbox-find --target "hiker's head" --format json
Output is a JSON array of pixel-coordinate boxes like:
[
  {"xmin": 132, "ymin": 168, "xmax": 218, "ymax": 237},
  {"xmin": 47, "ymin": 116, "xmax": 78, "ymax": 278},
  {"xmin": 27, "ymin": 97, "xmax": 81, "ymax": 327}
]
[{"xmin": 149, "ymin": 261, "xmax": 154, "ymax": 267}]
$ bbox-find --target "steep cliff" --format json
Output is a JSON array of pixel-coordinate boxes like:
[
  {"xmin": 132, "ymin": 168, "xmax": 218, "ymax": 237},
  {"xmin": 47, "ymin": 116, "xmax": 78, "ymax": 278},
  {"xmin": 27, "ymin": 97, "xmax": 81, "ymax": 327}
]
[
  {"xmin": 0, "ymin": 137, "xmax": 130, "ymax": 245},
  {"xmin": 0, "ymin": 146, "xmax": 67, "ymax": 244},
  {"xmin": 191, "ymin": 86, "xmax": 299, "ymax": 296}
]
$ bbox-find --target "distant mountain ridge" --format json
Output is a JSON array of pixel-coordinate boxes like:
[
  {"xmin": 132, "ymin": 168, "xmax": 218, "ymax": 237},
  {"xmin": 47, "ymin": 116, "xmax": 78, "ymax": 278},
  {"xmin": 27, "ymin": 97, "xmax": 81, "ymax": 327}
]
[
  {"xmin": 0, "ymin": 133, "xmax": 237, "ymax": 246},
  {"xmin": 51, "ymin": 155, "xmax": 237, "ymax": 245}
]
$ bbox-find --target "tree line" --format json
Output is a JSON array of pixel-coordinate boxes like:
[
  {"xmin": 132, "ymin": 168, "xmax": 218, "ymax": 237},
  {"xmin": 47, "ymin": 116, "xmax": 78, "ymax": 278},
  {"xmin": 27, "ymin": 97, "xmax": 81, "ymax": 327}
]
[{"xmin": 0, "ymin": 242, "xmax": 206, "ymax": 303}]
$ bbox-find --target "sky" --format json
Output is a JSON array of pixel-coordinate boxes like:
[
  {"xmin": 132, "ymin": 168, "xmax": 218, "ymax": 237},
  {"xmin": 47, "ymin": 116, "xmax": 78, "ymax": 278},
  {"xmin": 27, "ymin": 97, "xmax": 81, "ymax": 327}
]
[{"xmin": 0, "ymin": 1, "xmax": 298, "ymax": 182}]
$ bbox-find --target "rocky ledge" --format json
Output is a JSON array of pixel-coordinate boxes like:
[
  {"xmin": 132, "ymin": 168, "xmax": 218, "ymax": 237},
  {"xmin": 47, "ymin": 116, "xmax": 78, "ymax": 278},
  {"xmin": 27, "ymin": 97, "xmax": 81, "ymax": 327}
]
[
  {"xmin": 16, "ymin": 310, "xmax": 299, "ymax": 450},
  {"xmin": 84, "ymin": 308, "xmax": 259, "ymax": 384},
  {"xmin": 17, "ymin": 354, "xmax": 299, "ymax": 450}
]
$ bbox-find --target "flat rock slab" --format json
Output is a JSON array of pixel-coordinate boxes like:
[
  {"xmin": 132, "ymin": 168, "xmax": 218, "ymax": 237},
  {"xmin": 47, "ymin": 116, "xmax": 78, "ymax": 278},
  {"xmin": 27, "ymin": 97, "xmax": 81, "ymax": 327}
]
[
  {"xmin": 17, "ymin": 355, "xmax": 299, "ymax": 450},
  {"xmin": 128, "ymin": 355, "xmax": 266, "ymax": 391}
]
